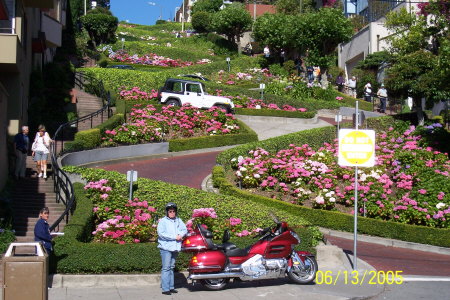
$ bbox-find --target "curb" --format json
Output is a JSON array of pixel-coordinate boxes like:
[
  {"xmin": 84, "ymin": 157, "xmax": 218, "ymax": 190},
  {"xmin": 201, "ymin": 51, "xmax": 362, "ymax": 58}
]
[
  {"xmin": 321, "ymin": 228, "xmax": 450, "ymax": 256},
  {"xmin": 49, "ymin": 272, "xmax": 189, "ymax": 288}
]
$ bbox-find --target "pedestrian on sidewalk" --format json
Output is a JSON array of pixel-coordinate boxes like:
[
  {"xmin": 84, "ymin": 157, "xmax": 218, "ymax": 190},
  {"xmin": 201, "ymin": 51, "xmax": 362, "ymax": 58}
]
[
  {"xmin": 377, "ymin": 84, "xmax": 388, "ymax": 113},
  {"xmin": 364, "ymin": 83, "xmax": 372, "ymax": 102},
  {"xmin": 13, "ymin": 125, "xmax": 30, "ymax": 179},
  {"xmin": 34, "ymin": 207, "xmax": 53, "ymax": 254},
  {"xmin": 31, "ymin": 125, "xmax": 51, "ymax": 179},
  {"xmin": 157, "ymin": 202, "xmax": 187, "ymax": 296},
  {"xmin": 347, "ymin": 76, "xmax": 357, "ymax": 98}
]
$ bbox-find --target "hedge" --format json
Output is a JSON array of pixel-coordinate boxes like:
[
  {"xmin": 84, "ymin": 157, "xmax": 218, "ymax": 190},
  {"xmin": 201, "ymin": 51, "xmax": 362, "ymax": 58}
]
[
  {"xmin": 64, "ymin": 114, "xmax": 125, "ymax": 152},
  {"xmin": 53, "ymin": 175, "xmax": 318, "ymax": 273},
  {"xmin": 212, "ymin": 166, "xmax": 450, "ymax": 247},
  {"xmin": 235, "ymin": 108, "xmax": 316, "ymax": 119},
  {"xmin": 168, "ymin": 119, "xmax": 258, "ymax": 152}
]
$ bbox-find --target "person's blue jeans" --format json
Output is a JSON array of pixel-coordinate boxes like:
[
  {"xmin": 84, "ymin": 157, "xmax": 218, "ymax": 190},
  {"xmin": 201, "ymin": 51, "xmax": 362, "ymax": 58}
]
[
  {"xmin": 379, "ymin": 97, "xmax": 387, "ymax": 113},
  {"xmin": 160, "ymin": 249, "xmax": 178, "ymax": 292}
]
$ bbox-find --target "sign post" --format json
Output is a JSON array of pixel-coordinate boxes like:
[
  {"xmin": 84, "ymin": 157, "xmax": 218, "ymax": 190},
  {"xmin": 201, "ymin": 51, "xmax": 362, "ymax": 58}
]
[
  {"xmin": 338, "ymin": 102, "xmax": 375, "ymax": 269},
  {"xmin": 127, "ymin": 170, "xmax": 138, "ymax": 201},
  {"xmin": 259, "ymin": 83, "xmax": 266, "ymax": 100}
]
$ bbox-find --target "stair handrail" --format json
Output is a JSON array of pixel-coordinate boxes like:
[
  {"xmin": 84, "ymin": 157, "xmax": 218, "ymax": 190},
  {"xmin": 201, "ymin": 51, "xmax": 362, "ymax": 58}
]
[{"xmin": 49, "ymin": 71, "xmax": 111, "ymax": 231}]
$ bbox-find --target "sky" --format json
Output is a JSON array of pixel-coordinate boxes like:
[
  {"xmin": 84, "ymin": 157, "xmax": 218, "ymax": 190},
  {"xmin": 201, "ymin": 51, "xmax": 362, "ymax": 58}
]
[{"xmin": 110, "ymin": 0, "xmax": 182, "ymax": 26}]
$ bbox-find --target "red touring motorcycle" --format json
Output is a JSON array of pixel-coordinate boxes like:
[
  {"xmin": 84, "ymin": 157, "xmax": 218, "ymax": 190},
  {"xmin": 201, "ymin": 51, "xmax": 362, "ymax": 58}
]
[{"xmin": 181, "ymin": 217, "xmax": 318, "ymax": 290}]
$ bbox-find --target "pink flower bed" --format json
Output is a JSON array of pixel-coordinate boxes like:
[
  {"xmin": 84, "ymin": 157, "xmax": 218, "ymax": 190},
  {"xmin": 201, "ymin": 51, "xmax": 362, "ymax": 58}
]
[
  {"xmin": 109, "ymin": 50, "xmax": 211, "ymax": 68},
  {"xmin": 119, "ymin": 86, "xmax": 158, "ymax": 101},
  {"xmin": 231, "ymin": 123, "xmax": 450, "ymax": 228},
  {"xmin": 225, "ymin": 95, "xmax": 307, "ymax": 112},
  {"xmin": 102, "ymin": 104, "xmax": 240, "ymax": 145}
]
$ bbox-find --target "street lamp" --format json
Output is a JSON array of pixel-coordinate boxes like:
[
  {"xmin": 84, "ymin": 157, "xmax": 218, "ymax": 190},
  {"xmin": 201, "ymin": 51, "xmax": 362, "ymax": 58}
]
[
  {"xmin": 174, "ymin": 6, "xmax": 180, "ymax": 22},
  {"xmin": 148, "ymin": 2, "xmax": 162, "ymax": 20}
]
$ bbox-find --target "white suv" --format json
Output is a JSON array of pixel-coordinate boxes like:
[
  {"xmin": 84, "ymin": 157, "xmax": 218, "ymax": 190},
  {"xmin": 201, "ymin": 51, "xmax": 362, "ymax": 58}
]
[{"xmin": 158, "ymin": 78, "xmax": 235, "ymax": 113}]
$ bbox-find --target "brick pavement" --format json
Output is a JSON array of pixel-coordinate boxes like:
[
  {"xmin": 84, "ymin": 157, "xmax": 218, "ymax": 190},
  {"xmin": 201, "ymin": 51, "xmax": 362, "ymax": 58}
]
[{"xmin": 325, "ymin": 235, "xmax": 450, "ymax": 276}]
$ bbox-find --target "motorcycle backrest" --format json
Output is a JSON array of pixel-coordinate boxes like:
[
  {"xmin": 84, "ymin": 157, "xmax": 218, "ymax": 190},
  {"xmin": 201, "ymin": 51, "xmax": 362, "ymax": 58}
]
[{"xmin": 222, "ymin": 229, "xmax": 230, "ymax": 243}]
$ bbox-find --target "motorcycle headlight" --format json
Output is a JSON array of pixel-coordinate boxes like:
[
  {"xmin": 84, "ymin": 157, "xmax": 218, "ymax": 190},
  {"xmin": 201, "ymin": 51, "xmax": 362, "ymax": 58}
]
[{"xmin": 290, "ymin": 231, "xmax": 301, "ymax": 243}]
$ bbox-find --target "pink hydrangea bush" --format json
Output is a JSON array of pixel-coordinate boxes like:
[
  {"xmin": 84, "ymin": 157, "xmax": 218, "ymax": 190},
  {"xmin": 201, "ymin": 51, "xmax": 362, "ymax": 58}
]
[
  {"xmin": 109, "ymin": 50, "xmax": 212, "ymax": 68},
  {"xmin": 225, "ymin": 95, "xmax": 307, "ymax": 112},
  {"xmin": 119, "ymin": 86, "xmax": 158, "ymax": 101},
  {"xmin": 102, "ymin": 104, "xmax": 240, "ymax": 146},
  {"xmin": 185, "ymin": 207, "xmax": 260, "ymax": 239},
  {"xmin": 231, "ymin": 123, "xmax": 450, "ymax": 228},
  {"xmin": 85, "ymin": 180, "xmax": 158, "ymax": 244}
]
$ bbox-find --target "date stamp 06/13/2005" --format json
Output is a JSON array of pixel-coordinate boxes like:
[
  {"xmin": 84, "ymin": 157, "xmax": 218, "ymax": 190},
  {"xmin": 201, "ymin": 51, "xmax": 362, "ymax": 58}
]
[{"xmin": 315, "ymin": 270, "xmax": 404, "ymax": 285}]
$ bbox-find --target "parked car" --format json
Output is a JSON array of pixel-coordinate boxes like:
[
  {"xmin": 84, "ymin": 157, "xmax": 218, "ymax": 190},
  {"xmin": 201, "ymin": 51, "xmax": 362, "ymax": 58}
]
[
  {"xmin": 158, "ymin": 78, "xmax": 234, "ymax": 113},
  {"xmin": 106, "ymin": 65, "xmax": 135, "ymax": 70},
  {"xmin": 178, "ymin": 74, "xmax": 210, "ymax": 81}
]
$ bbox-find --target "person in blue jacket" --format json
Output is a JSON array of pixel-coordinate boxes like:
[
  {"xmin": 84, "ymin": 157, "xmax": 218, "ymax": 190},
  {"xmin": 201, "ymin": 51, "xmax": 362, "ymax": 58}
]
[
  {"xmin": 34, "ymin": 207, "xmax": 53, "ymax": 254},
  {"xmin": 157, "ymin": 202, "xmax": 187, "ymax": 295}
]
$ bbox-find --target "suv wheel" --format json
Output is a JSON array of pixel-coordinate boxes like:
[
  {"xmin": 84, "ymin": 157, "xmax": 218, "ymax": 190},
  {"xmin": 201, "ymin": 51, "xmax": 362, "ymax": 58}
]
[
  {"xmin": 215, "ymin": 104, "xmax": 229, "ymax": 113},
  {"xmin": 166, "ymin": 99, "xmax": 180, "ymax": 107}
]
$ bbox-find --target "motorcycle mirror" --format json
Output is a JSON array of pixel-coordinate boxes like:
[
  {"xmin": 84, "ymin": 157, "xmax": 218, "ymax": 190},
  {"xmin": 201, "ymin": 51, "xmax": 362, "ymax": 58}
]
[{"xmin": 269, "ymin": 212, "xmax": 281, "ymax": 224}]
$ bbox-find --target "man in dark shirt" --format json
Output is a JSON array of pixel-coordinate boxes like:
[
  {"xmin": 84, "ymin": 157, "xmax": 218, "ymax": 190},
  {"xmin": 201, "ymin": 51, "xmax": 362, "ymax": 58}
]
[{"xmin": 13, "ymin": 126, "xmax": 29, "ymax": 179}]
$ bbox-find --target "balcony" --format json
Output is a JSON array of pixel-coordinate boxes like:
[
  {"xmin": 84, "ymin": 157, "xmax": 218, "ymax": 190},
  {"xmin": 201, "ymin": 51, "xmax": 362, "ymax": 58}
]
[
  {"xmin": 0, "ymin": 34, "xmax": 20, "ymax": 72},
  {"xmin": 23, "ymin": 0, "xmax": 54, "ymax": 9},
  {"xmin": 42, "ymin": 13, "xmax": 62, "ymax": 47}
]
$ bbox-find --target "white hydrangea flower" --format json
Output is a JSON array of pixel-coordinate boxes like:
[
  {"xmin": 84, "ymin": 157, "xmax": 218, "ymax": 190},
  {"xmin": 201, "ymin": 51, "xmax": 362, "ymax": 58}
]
[{"xmin": 436, "ymin": 202, "xmax": 446, "ymax": 209}]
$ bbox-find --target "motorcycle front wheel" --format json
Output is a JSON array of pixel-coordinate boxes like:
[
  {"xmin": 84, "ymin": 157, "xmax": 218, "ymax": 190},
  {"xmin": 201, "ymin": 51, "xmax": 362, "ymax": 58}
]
[
  {"xmin": 288, "ymin": 256, "xmax": 318, "ymax": 284},
  {"xmin": 200, "ymin": 278, "xmax": 230, "ymax": 290}
]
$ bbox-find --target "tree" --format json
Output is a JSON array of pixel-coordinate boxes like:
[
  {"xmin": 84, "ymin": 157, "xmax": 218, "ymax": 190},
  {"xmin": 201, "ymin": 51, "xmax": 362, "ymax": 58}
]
[
  {"xmin": 211, "ymin": 3, "xmax": 252, "ymax": 48},
  {"xmin": 275, "ymin": 0, "xmax": 315, "ymax": 15},
  {"xmin": 192, "ymin": 11, "xmax": 213, "ymax": 34},
  {"xmin": 297, "ymin": 8, "xmax": 353, "ymax": 70},
  {"xmin": 384, "ymin": 2, "xmax": 450, "ymax": 124},
  {"xmin": 252, "ymin": 13, "xmax": 298, "ymax": 53},
  {"xmin": 191, "ymin": 0, "xmax": 222, "ymax": 15},
  {"xmin": 80, "ymin": 8, "xmax": 118, "ymax": 48}
]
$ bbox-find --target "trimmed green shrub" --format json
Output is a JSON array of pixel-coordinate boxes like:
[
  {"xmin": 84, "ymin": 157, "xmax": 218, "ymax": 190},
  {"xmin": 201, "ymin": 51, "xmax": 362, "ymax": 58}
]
[
  {"xmin": 168, "ymin": 119, "xmax": 258, "ymax": 152},
  {"xmin": 73, "ymin": 128, "xmax": 102, "ymax": 149},
  {"xmin": 95, "ymin": 113, "xmax": 125, "ymax": 134}
]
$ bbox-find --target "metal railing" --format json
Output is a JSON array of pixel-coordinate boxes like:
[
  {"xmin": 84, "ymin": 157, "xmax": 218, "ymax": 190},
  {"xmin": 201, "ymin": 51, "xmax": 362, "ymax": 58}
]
[{"xmin": 49, "ymin": 72, "xmax": 111, "ymax": 231}]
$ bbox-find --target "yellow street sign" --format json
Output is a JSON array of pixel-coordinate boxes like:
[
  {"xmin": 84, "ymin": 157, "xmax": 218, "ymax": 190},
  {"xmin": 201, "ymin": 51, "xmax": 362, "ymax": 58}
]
[{"xmin": 338, "ymin": 129, "xmax": 376, "ymax": 167}]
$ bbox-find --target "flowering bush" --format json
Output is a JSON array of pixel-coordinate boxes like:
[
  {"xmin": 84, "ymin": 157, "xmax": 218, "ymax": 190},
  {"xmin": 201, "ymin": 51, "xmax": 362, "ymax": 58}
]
[
  {"xmin": 118, "ymin": 86, "xmax": 158, "ymax": 101},
  {"xmin": 102, "ymin": 104, "xmax": 240, "ymax": 145},
  {"xmin": 185, "ymin": 207, "xmax": 261, "ymax": 239},
  {"xmin": 225, "ymin": 95, "xmax": 307, "ymax": 112},
  {"xmin": 85, "ymin": 179, "xmax": 158, "ymax": 244},
  {"xmin": 109, "ymin": 50, "xmax": 212, "ymax": 68},
  {"xmin": 213, "ymin": 68, "xmax": 275, "ymax": 85},
  {"xmin": 231, "ymin": 122, "xmax": 450, "ymax": 228}
]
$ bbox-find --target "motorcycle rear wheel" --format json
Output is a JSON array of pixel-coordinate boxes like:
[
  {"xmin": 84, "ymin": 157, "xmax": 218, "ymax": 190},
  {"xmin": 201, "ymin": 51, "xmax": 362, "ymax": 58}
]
[
  {"xmin": 200, "ymin": 278, "xmax": 230, "ymax": 290},
  {"xmin": 288, "ymin": 256, "xmax": 318, "ymax": 284}
]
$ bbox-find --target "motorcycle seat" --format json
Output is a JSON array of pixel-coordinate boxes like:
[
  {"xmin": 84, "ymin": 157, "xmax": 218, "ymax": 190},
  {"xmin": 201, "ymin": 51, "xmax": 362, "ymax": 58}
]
[
  {"xmin": 215, "ymin": 242, "xmax": 237, "ymax": 251},
  {"xmin": 225, "ymin": 245, "xmax": 252, "ymax": 257}
]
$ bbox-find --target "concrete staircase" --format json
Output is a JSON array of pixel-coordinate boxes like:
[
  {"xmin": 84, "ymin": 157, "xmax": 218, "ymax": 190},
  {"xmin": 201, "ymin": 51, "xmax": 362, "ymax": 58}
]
[
  {"xmin": 75, "ymin": 88, "xmax": 105, "ymax": 131},
  {"xmin": 12, "ymin": 156, "xmax": 66, "ymax": 242}
]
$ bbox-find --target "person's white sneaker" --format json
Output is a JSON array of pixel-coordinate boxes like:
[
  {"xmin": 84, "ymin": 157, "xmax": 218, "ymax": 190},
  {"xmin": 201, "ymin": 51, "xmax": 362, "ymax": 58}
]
[
  {"xmin": 43, "ymin": 174, "xmax": 47, "ymax": 179},
  {"xmin": 38, "ymin": 173, "xmax": 43, "ymax": 178}
]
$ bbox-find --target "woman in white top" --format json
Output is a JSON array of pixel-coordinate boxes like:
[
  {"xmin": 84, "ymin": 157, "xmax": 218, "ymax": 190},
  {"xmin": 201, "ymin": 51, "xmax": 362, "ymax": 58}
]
[{"xmin": 32, "ymin": 125, "xmax": 51, "ymax": 179}]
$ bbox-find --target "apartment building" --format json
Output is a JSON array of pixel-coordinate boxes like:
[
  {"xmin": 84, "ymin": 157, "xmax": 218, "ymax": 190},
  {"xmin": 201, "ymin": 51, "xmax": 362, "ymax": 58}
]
[
  {"xmin": 338, "ymin": 0, "xmax": 426, "ymax": 80},
  {"xmin": 0, "ymin": 0, "xmax": 66, "ymax": 189}
]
